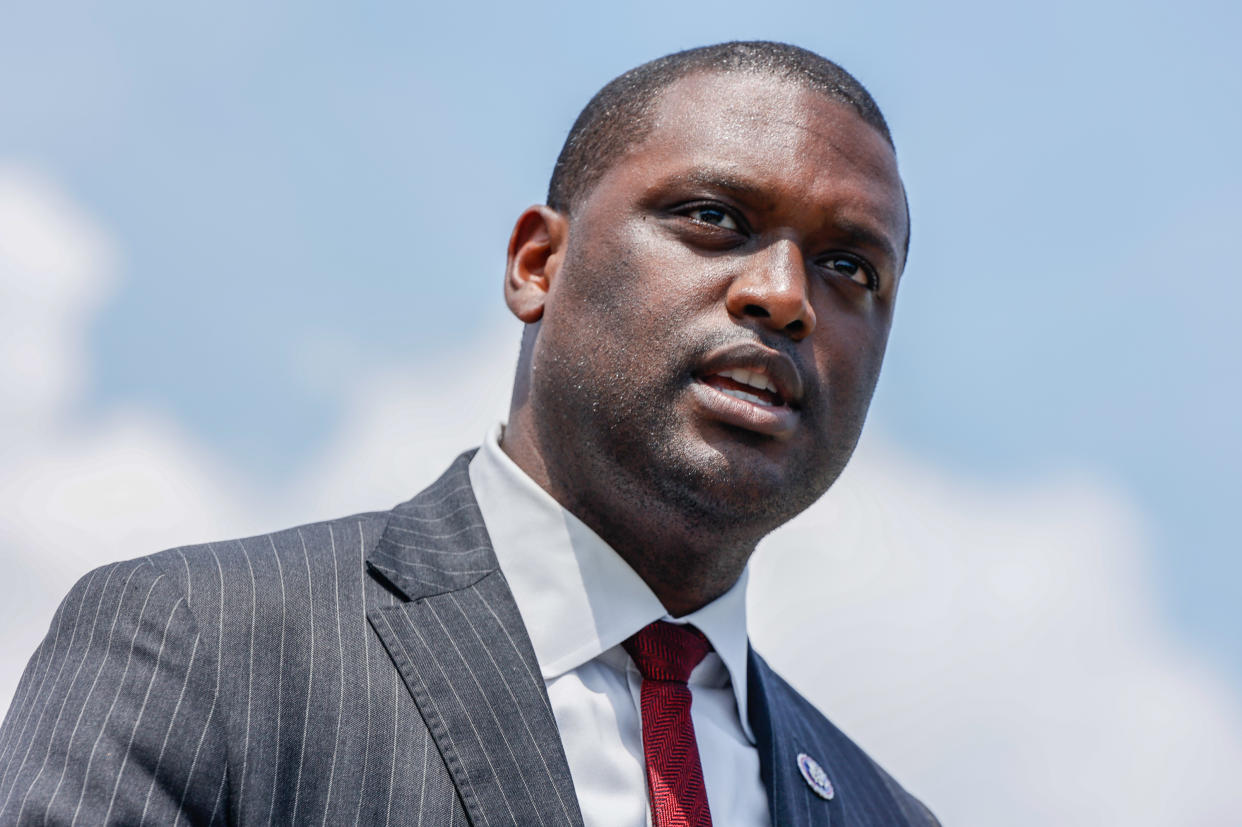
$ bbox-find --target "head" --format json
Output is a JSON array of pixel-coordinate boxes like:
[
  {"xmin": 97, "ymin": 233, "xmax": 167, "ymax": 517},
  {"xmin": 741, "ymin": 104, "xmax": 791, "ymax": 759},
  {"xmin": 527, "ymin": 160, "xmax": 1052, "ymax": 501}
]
[{"xmin": 501, "ymin": 42, "xmax": 909, "ymax": 613}]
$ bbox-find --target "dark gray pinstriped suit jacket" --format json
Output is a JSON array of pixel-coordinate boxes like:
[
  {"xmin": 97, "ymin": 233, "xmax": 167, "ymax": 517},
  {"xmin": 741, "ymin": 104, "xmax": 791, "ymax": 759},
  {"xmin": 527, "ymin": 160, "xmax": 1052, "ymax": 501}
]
[{"xmin": 0, "ymin": 452, "xmax": 938, "ymax": 826}]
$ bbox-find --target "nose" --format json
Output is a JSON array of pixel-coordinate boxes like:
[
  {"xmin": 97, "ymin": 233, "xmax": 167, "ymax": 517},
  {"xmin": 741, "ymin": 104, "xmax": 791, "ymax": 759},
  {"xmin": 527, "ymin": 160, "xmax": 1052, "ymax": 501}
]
[{"xmin": 725, "ymin": 239, "xmax": 816, "ymax": 340}]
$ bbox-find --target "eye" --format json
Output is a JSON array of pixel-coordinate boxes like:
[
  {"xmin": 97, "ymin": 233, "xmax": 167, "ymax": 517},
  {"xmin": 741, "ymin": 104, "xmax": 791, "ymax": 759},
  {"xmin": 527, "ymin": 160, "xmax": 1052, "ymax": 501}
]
[
  {"xmin": 818, "ymin": 254, "xmax": 878, "ymax": 290},
  {"xmin": 684, "ymin": 205, "xmax": 741, "ymax": 232}
]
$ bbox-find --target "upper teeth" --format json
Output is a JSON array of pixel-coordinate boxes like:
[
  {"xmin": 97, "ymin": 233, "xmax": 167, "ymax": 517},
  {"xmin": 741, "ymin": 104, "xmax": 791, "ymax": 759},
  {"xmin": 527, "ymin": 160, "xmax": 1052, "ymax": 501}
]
[{"xmin": 717, "ymin": 368, "xmax": 777, "ymax": 394}]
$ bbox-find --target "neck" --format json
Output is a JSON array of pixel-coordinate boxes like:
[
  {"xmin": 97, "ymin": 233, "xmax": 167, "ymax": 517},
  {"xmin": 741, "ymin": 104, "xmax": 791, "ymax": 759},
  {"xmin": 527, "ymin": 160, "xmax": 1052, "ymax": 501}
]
[
  {"xmin": 567, "ymin": 496, "xmax": 756, "ymax": 616},
  {"xmin": 500, "ymin": 415, "xmax": 759, "ymax": 616}
]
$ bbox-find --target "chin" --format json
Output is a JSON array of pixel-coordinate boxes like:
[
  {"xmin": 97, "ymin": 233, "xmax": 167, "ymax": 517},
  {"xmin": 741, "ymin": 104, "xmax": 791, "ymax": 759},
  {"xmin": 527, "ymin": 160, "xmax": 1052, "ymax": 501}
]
[{"xmin": 644, "ymin": 429, "xmax": 840, "ymax": 529}]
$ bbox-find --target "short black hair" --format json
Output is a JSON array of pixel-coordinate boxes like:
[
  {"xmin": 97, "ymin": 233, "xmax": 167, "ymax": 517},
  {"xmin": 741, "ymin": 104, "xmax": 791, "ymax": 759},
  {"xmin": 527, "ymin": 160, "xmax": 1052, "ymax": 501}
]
[{"xmin": 546, "ymin": 41, "xmax": 897, "ymax": 215}]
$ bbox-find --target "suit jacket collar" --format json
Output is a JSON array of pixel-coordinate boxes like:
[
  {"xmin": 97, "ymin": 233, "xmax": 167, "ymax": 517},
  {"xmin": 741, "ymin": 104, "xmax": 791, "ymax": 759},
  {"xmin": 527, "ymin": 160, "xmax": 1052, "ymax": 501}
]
[
  {"xmin": 366, "ymin": 449, "xmax": 498, "ymax": 602},
  {"xmin": 366, "ymin": 452, "xmax": 586, "ymax": 827}
]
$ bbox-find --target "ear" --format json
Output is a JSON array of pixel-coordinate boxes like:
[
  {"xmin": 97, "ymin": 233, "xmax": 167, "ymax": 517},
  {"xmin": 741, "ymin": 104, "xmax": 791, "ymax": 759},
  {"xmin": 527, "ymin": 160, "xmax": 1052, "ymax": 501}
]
[{"xmin": 505, "ymin": 205, "xmax": 568, "ymax": 324}]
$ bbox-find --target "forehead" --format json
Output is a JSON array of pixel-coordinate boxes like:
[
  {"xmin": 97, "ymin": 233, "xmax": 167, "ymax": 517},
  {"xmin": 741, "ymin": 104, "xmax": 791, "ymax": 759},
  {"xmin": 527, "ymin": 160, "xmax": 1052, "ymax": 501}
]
[{"xmin": 602, "ymin": 71, "xmax": 907, "ymax": 250}]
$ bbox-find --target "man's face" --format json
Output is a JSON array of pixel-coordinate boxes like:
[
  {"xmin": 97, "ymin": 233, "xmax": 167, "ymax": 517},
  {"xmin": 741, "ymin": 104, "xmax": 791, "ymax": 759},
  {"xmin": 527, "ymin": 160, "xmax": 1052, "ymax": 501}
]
[{"xmin": 525, "ymin": 71, "xmax": 909, "ymax": 531}]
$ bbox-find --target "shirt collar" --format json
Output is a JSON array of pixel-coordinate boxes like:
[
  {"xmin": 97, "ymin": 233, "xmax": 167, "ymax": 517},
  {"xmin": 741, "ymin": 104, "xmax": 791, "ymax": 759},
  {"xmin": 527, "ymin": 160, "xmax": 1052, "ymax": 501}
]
[{"xmin": 468, "ymin": 423, "xmax": 754, "ymax": 742}]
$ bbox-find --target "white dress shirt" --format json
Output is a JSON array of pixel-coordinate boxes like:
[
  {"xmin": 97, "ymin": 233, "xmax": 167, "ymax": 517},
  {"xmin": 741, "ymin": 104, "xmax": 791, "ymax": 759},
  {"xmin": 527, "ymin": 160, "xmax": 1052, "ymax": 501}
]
[{"xmin": 468, "ymin": 424, "xmax": 769, "ymax": 827}]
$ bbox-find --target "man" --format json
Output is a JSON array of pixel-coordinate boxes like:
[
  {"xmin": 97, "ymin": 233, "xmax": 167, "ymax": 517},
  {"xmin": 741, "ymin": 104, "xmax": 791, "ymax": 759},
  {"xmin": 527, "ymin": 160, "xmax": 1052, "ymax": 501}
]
[{"xmin": 0, "ymin": 42, "xmax": 936, "ymax": 825}]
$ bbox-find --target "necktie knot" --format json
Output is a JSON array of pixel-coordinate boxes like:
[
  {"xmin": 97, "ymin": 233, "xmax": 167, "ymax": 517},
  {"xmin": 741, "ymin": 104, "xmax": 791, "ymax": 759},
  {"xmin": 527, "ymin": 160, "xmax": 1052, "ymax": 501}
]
[{"xmin": 623, "ymin": 620, "xmax": 711, "ymax": 684}]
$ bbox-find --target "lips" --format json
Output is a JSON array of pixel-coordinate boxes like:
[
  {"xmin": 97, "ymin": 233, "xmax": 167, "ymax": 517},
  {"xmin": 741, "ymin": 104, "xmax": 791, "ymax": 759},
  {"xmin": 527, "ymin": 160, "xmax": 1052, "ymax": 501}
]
[{"xmin": 691, "ymin": 342, "xmax": 804, "ymax": 438}]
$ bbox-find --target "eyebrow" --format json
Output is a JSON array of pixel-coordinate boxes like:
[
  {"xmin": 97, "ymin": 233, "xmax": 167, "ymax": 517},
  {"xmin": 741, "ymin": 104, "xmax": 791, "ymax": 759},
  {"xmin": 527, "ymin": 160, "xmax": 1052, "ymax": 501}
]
[
  {"xmin": 832, "ymin": 219, "xmax": 901, "ymax": 269},
  {"xmin": 665, "ymin": 169, "xmax": 774, "ymax": 209}
]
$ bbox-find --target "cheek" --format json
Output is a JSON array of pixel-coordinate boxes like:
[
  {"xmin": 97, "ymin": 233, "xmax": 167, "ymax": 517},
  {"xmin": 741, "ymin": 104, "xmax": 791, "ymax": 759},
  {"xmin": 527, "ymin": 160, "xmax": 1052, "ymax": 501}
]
[
  {"xmin": 541, "ymin": 251, "xmax": 662, "ymax": 378},
  {"xmin": 557, "ymin": 228, "xmax": 720, "ymax": 333},
  {"xmin": 813, "ymin": 307, "xmax": 892, "ymax": 402}
]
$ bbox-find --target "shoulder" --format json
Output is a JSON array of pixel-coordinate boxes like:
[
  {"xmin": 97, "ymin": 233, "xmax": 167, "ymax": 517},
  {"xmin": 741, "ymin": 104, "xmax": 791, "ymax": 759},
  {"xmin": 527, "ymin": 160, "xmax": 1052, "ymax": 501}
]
[
  {"xmin": 51, "ymin": 450, "xmax": 482, "ymax": 649},
  {"xmin": 142, "ymin": 510, "xmax": 393, "ymax": 599},
  {"xmin": 34, "ymin": 507, "xmax": 394, "ymax": 653},
  {"xmin": 114, "ymin": 510, "xmax": 394, "ymax": 656},
  {"xmin": 749, "ymin": 650, "xmax": 940, "ymax": 827}
]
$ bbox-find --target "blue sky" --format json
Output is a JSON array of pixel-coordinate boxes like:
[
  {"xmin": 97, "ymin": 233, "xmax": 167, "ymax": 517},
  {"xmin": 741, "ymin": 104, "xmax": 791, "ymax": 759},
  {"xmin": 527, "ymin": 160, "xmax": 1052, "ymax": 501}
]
[{"xmin": 2, "ymin": 2, "xmax": 1241, "ymax": 821}]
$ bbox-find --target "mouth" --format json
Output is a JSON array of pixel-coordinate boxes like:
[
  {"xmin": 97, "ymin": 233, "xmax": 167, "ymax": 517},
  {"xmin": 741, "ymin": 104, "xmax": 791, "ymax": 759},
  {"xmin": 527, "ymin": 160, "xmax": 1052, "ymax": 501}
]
[{"xmin": 690, "ymin": 344, "xmax": 804, "ymax": 438}]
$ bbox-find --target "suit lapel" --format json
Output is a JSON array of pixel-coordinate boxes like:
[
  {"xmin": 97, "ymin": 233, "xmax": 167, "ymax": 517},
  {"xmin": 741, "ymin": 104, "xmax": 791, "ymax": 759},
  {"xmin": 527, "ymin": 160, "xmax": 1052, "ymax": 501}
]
[
  {"xmin": 749, "ymin": 648, "xmax": 917, "ymax": 827},
  {"xmin": 368, "ymin": 453, "xmax": 584, "ymax": 827},
  {"xmin": 749, "ymin": 648, "xmax": 833, "ymax": 826}
]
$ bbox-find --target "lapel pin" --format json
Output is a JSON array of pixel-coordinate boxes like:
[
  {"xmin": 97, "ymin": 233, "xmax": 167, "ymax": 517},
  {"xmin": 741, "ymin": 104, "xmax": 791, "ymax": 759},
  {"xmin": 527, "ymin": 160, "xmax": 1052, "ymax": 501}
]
[{"xmin": 796, "ymin": 752, "xmax": 835, "ymax": 800}]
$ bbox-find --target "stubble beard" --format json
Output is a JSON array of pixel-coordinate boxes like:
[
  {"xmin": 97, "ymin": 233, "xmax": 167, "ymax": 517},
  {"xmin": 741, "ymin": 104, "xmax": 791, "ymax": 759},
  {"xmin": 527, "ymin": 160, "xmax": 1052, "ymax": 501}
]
[{"xmin": 530, "ymin": 318, "xmax": 852, "ymax": 548}]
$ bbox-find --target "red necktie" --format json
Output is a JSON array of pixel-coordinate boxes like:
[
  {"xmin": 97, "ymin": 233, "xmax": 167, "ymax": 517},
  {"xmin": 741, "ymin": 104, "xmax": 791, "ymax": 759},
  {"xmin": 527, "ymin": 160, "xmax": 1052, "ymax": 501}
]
[{"xmin": 623, "ymin": 621, "xmax": 714, "ymax": 827}]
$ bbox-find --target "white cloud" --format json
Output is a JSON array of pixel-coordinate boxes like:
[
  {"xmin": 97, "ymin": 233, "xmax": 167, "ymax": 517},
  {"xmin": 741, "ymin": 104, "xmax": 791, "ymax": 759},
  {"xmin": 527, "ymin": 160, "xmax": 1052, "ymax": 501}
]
[
  {"xmin": 0, "ymin": 165, "xmax": 115, "ymax": 428},
  {"xmin": 1, "ymin": 165, "xmax": 1239, "ymax": 826}
]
